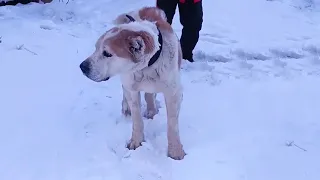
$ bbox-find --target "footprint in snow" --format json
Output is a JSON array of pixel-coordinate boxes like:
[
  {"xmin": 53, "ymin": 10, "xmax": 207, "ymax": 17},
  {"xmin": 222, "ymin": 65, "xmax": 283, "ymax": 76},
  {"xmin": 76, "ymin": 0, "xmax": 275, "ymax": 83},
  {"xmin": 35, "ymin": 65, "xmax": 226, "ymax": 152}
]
[
  {"xmin": 269, "ymin": 48, "xmax": 304, "ymax": 59},
  {"xmin": 231, "ymin": 49, "xmax": 271, "ymax": 61},
  {"xmin": 39, "ymin": 20, "xmax": 57, "ymax": 30},
  {"xmin": 302, "ymin": 45, "xmax": 320, "ymax": 56}
]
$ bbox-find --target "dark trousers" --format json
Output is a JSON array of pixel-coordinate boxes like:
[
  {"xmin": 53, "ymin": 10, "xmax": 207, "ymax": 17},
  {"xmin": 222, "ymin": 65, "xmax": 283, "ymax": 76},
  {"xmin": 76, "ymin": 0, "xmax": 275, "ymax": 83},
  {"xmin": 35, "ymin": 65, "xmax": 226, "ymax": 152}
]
[{"xmin": 156, "ymin": 0, "xmax": 203, "ymax": 62}]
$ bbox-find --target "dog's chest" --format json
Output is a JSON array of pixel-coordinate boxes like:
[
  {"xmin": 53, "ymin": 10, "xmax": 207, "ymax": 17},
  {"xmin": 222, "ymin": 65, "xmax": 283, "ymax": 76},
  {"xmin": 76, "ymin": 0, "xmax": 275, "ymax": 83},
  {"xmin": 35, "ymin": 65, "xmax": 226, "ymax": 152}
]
[{"xmin": 122, "ymin": 69, "xmax": 178, "ymax": 93}]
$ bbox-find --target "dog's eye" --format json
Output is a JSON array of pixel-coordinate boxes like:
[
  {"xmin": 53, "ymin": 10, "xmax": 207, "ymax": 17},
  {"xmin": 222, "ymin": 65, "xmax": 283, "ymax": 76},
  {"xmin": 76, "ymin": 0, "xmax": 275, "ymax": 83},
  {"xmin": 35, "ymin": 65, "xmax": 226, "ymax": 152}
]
[{"xmin": 103, "ymin": 51, "xmax": 112, "ymax": 58}]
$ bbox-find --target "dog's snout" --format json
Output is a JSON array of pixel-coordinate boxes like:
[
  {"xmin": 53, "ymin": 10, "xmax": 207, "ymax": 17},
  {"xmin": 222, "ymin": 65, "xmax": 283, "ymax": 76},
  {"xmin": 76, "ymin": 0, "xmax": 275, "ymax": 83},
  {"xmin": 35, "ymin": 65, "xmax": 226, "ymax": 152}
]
[{"xmin": 80, "ymin": 61, "xmax": 91, "ymax": 75}]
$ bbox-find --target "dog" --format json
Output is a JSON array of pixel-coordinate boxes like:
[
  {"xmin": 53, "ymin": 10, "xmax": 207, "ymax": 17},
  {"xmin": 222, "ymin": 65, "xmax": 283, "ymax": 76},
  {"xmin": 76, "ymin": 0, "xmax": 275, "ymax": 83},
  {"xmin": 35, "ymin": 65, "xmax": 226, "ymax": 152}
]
[{"xmin": 79, "ymin": 7, "xmax": 185, "ymax": 160}]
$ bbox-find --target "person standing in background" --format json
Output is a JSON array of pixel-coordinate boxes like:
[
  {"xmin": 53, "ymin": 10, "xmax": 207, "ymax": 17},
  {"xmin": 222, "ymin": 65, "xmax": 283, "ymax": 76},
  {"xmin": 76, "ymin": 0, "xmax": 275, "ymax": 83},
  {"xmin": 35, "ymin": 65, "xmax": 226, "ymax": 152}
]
[{"xmin": 156, "ymin": 0, "xmax": 203, "ymax": 63}]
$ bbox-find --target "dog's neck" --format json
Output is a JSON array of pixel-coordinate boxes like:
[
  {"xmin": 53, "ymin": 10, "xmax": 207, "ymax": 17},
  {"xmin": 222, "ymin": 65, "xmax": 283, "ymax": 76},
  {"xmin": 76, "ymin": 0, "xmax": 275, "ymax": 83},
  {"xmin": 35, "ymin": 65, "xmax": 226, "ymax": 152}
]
[
  {"xmin": 147, "ymin": 27, "xmax": 162, "ymax": 67},
  {"xmin": 125, "ymin": 15, "xmax": 163, "ymax": 67}
]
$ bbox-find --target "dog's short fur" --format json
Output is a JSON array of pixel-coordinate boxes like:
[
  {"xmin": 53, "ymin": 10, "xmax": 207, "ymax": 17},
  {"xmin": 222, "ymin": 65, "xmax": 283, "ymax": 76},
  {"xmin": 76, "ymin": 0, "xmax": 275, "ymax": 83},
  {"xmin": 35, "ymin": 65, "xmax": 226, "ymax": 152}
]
[{"xmin": 80, "ymin": 7, "xmax": 185, "ymax": 160}]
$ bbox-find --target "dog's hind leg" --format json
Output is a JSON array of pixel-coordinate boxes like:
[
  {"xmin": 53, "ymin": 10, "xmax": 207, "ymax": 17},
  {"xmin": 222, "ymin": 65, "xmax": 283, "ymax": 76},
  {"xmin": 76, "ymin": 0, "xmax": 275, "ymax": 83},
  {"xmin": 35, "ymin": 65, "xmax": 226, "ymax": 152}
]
[
  {"xmin": 122, "ymin": 85, "xmax": 131, "ymax": 116},
  {"xmin": 126, "ymin": 90, "xmax": 145, "ymax": 150},
  {"xmin": 144, "ymin": 93, "xmax": 159, "ymax": 119},
  {"xmin": 164, "ymin": 88, "xmax": 186, "ymax": 160}
]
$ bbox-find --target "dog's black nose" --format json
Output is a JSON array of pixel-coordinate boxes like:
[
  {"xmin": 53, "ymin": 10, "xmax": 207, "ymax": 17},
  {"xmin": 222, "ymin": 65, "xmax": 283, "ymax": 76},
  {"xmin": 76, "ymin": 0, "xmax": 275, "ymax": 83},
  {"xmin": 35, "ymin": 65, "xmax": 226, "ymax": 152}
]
[{"xmin": 80, "ymin": 61, "xmax": 91, "ymax": 74}]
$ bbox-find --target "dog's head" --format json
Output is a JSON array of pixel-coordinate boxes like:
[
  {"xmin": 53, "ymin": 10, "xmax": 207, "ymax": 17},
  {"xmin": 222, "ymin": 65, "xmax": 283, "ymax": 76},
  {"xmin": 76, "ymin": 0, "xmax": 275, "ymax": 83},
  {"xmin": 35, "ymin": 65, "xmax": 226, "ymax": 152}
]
[{"xmin": 80, "ymin": 21, "xmax": 160, "ymax": 82}]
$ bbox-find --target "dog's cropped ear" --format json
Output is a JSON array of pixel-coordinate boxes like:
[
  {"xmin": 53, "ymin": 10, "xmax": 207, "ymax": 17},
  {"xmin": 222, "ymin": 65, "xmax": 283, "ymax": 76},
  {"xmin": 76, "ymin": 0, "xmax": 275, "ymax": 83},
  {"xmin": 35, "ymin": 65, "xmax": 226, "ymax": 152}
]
[
  {"xmin": 125, "ymin": 31, "xmax": 154, "ymax": 62},
  {"xmin": 127, "ymin": 35, "xmax": 146, "ymax": 62}
]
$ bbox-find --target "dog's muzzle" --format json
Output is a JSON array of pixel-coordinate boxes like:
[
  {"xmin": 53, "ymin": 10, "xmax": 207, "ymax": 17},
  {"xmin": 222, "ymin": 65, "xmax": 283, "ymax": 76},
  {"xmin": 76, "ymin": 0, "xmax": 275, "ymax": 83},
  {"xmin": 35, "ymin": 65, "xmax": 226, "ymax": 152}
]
[
  {"xmin": 80, "ymin": 60, "xmax": 110, "ymax": 82},
  {"xmin": 102, "ymin": 76, "xmax": 110, "ymax": 81}
]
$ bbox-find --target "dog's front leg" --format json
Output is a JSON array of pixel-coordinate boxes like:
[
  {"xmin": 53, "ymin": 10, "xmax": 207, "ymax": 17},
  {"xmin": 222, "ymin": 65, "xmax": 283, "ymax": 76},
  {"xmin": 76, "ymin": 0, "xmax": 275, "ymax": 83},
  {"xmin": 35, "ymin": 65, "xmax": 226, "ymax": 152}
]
[
  {"xmin": 122, "ymin": 85, "xmax": 131, "ymax": 116},
  {"xmin": 164, "ymin": 88, "xmax": 186, "ymax": 160},
  {"xmin": 125, "ymin": 90, "xmax": 144, "ymax": 150}
]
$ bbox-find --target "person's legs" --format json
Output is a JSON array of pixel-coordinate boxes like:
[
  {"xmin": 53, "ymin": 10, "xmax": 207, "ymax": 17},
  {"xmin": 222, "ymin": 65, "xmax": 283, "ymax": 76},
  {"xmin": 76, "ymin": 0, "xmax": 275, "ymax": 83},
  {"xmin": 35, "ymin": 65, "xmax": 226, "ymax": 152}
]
[
  {"xmin": 178, "ymin": 0, "xmax": 203, "ymax": 62},
  {"xmin": 156, "ymin": 0, "xmax": 178, "ymax": 25}
]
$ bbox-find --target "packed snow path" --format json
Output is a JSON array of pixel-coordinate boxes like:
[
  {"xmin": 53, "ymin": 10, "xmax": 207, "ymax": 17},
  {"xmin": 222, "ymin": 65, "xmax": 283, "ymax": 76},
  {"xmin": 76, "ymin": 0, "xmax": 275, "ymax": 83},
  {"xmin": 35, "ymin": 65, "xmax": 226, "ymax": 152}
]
[{"xmin": 1, "ymin": 0, "xmax": 320, "ymax": 180}]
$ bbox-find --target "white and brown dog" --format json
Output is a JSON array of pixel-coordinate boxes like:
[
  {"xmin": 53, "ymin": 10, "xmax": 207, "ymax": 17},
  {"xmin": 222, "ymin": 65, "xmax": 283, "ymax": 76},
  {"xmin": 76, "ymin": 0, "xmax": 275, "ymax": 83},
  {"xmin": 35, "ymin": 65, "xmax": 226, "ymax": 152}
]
[{"xmin": 80, "ymin": 7, "xmax": 185, "ymax": 160}]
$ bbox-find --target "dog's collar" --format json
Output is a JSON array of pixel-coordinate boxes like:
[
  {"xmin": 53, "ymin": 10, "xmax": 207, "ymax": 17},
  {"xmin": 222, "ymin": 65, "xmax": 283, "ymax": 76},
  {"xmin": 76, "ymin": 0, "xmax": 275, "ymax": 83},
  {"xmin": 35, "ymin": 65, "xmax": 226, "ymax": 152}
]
[{"xmin": 125, "ymin": 15, "xmax": 163, "ymax": 67}]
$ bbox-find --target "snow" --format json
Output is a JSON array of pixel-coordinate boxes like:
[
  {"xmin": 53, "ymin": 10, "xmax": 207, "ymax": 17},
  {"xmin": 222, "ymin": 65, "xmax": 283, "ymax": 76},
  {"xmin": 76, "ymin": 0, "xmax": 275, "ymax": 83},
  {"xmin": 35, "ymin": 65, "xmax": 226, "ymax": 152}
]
[{"xmin": 1, "ymin": 0, "xmax": 320, "ymax": 180}]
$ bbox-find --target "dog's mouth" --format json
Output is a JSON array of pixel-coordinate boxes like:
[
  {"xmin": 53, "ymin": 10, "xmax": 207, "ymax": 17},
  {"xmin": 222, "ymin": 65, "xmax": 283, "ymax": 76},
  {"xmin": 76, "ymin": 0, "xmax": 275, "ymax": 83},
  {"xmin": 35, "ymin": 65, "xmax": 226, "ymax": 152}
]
[
  {"xmin": 102, "ymin": 76, "xmax": 110, "ymax": 81},
  {"xmin": 81, "ymin": 72, "xmax": 110, "ymax": 82}
]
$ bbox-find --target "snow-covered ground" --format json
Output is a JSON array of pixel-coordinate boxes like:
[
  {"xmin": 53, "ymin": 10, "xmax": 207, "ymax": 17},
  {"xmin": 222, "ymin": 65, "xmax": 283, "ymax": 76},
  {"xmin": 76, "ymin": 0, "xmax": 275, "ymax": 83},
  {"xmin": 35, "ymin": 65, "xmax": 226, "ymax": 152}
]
[{"xmin": 1, "ymin": 0, "xmax": 320, "ymax": 180}]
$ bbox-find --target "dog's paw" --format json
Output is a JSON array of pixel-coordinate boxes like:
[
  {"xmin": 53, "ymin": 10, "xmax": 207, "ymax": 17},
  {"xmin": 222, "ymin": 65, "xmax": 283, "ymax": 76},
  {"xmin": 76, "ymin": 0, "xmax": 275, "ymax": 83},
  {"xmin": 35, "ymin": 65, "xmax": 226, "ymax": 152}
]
[
  {"xmin": 168, "ymin": 146, "xmax": 186, "ymax": 160},
  {"xmin": 122, "ymin": 108, "xmax": 131, "ymax": 116},
  {"xmin": 126, "ymin": 138, "xmax": 144, "ymax": 150},
  {"xmin": 143, "ymin": 108, "xmax": 159, "ymax": 119}
]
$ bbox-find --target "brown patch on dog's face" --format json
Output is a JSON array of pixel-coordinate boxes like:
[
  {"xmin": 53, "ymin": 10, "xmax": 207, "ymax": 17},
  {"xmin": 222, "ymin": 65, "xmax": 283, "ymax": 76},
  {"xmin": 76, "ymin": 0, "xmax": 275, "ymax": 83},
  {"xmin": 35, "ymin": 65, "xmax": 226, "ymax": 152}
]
[
  {"xmin": 106, "ymin": 29, "xmax": 155, "ymax": 62},
  {"xmin": 80, "ymin": 27, "xmax": 156, "ymax": 82}
]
